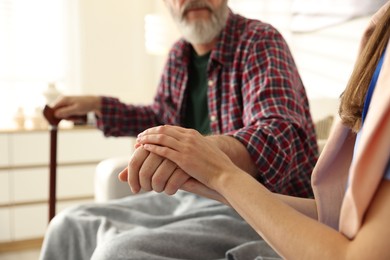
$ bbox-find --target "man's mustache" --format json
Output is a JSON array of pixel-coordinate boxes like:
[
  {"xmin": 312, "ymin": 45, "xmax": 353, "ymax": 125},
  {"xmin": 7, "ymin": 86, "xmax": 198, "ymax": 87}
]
[{"xmin": 181, "ymin": 0, "xmax": 213, "ymax": 19}]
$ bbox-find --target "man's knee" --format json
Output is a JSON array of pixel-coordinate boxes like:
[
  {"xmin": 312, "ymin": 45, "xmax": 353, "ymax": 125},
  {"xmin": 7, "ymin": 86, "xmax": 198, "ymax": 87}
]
[{"xmin": 91, "ymin": 231, "xmax": 170, "ymax": 260}]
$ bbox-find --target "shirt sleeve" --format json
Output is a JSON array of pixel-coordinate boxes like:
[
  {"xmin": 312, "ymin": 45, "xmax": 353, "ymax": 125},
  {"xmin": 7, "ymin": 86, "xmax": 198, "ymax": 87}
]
[
  {"xmin": 228, "ymin": 26, "xmax": 318, "ymax": 197},
  {"xmin": 96, "ymin": 96, "xmax": 163, "ymax": 137}
]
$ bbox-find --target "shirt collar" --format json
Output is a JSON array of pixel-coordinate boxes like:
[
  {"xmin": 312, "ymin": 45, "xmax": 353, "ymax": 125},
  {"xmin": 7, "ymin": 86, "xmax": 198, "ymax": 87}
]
[{"xmin": 209, "ymin": 9, "xmax": 237, "ymax": 67}]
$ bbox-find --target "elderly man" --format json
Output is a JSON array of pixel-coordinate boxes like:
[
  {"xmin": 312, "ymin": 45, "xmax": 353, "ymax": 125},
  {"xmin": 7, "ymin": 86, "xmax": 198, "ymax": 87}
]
[{"xmin": 40, "ymin": 0, "xmax": 318, "ymax": 259}]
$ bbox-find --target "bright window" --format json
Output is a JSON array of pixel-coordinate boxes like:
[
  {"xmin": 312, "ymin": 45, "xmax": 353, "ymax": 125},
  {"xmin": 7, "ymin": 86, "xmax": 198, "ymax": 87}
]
[{"xmin": 0, "ymin": 0, "xmax": 72, "ymax": 129}]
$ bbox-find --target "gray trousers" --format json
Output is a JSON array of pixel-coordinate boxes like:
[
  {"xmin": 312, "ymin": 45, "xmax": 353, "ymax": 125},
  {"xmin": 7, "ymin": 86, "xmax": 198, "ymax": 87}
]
[{"xmin": 39, "ymin": 191, "xmax": 281, "ymax": 260}]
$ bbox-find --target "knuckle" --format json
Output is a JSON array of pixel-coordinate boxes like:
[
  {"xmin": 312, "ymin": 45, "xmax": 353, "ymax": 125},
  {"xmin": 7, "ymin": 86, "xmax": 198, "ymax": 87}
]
[
  {"xmin": 156, "ymin": 125, "xmax": 165, "ymax": 133},
  {"xmin": 139, "ymin": 169, "xmax": 151, "ymax": 179},
  {"xmin": 188, "ymin": 128, "xmax": 197, "ymax": 135},
  {"xmin": 151, "ymin": 174, "xmax": 164, "ymax": 186},
  {"xmin": 139, "ymin": 177, "xmax": 152, "ymax": 190},
  {"xmin": 164, "ymin": 185, "xmax": 178, "ymax": 195},
  {"xmin": 164, "ymin": 171, "xmax": 185, "ymax": 196},
  {"xmin": 151, "ymin": 178, "xmax": 165, "ymax": 192},
  {"xmin": 155, "ymin": 134, "xmax": 165, "ymax": 142}
]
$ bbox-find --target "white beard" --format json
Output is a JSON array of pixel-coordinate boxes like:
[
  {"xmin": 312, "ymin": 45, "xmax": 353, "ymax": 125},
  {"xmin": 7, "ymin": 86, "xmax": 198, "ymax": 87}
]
[
  {"xmin": 177, "ymin": 13, "xmax": 227, "ymax": 44},
  {"xmin": 169, "ymin": 0, "xmax": 229, "ymax": 44}
]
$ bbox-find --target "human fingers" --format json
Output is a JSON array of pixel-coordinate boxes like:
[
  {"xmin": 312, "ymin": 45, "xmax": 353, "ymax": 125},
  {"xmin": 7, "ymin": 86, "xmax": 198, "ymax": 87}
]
[
  {"xmin": 137, "ymin": 125, "xmax": 200, "ymax": 152},
  {"xmin": 136, "ymin": 125, "xmax": 191, "ymax": 147},
  {"xmin": 54, "ymin": 96, "xmax": 100, "ymax": 118},
  {"xmin": 138, "ymin": 152, "xmax": 164, "ymax": 192},
  {"xmin": 149, "ymin": 158, "xmax": 177, "ymax": 192},
  {"xmin": 140, "ymin": 125, "xmax": 188, "ymax": 137},
  {"xmin": 53, "ymin": 97, "xmax": 83, "ymax": 118},
  {"xmin": 118, "ymin": 167, "xmax": 128, "ymax": 182},
  {"xmin": 52, "ymin": 95, "xmax": 70, "ymax": 110},
  {"xmin": 141, "ymin": 144, "xmax": 180, "ymax": 170},
  {"xmin": 142, "ymin": 139, "xmax": 235, "ymax": 190},
  {"xmin": 127, "ymin": 147, "xmax": 150, "ymax": 193},
  {"xmin": 162, "ymin": 168, "xmax": 190, "ymax": 195},
  {"xmin": 140, "ymin": 126, "xmax": 237, "ymax": 189}
]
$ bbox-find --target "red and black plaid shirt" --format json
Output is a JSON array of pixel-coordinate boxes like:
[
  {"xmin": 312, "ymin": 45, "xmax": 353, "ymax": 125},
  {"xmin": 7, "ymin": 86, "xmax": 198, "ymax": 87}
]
[{"xmin": 97, "ymin": 11, "xmax": 318, "ymax": 198}]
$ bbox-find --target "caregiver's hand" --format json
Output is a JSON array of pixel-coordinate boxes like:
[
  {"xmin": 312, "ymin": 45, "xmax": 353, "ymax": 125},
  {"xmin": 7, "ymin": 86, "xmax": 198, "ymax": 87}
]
[
  {"xmin": 117, "ymin": 147, "xmax": 229, "ymax": 204},
  {"xmin": 135, "ymin": 125, "xmax": 242, "ymax": 191}
]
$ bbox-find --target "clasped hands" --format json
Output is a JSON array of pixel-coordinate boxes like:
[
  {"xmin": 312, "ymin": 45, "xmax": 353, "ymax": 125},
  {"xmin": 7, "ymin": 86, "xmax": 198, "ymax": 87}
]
[
  {"xmin": 118, "ymin": 145, "xmax": 189, "ymax": 195},
  {"xmin": 118, "ymin": 125, "xmax": 236, "ymax": 204}
]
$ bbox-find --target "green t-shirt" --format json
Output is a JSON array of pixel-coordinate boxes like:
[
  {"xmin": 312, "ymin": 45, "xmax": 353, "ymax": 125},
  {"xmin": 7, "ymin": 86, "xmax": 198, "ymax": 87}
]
[{"xmin": 183, "ymin": 50, "xmax": 211, "ymax": 135}]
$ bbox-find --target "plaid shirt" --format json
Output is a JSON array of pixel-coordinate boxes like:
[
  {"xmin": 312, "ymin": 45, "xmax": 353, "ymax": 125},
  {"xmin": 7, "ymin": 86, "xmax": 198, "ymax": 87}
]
[{"xmin": 97, "ymin": 11, "xmax": 318, "ymax": 198}]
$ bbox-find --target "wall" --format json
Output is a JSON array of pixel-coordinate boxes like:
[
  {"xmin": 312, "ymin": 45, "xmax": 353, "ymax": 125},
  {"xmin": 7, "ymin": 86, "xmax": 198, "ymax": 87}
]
[
  {"xmin": 75, "ymin": 0, "xmax": 371, "ymax": 104},
  {"xmin": 77, "ymin": 0, "xmax": 158, "ymax": 104},
  {"xmin": 289, "ymin": 17, "xmax": 369, "ymax": 99}
]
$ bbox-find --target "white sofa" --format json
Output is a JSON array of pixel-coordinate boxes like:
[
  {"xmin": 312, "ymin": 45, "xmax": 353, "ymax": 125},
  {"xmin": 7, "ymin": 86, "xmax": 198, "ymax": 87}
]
[
  {"xmin": 94, "ymin": 97, "xmax": 339, "ymax": 202},
  {"xmin": 94, "ymin": 155, "xmax": 134, "ymax": 202}
]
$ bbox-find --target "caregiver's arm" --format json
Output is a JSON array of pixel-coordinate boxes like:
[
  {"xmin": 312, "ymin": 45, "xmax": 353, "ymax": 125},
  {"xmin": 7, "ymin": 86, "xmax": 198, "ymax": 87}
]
[
  {"xmin": 138, "ymin": 125, "xmax": 390, "ymax": 259},
  {"xmin": 218, "ymin": 173, "xmax": 390, "ymax": 259},
  {"xmin": 205, "ymin": 135, "xmax": 258, "ymax": 177}
]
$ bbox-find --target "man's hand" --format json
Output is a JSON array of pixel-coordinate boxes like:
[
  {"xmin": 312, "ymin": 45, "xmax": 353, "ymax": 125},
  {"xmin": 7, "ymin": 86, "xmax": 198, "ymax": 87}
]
[
  {"xmin": 53, "ymin": 95, "xmax": 102, "ymax": 119},
  {"xmin": 135, "ymin": 126, "xmax": 237, "ymax": 190},
  {"xmin": 117, "ymin": 149, "xmax": 229, "ymax": 204},
  {"xmin": 118, "ymin": 146, "xmax": 191, "ymax": 195}
]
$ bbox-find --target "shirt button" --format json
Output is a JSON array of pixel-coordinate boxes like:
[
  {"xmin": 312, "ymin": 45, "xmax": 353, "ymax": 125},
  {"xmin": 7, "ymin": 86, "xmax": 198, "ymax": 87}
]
[
  {"xmin": 208, "ymin": 80, "xmax": 214, "ymax": 87},
  {"xmin": 210, "ymin": 115, "xmax": 217, "ymax": 122}
]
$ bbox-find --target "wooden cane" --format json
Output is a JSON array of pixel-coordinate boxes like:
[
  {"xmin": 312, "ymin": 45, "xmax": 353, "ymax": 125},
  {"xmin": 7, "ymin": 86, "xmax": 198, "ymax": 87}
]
[{"xmin": 43, "ymin": 105, "xmax": 61, "ymax": 222}]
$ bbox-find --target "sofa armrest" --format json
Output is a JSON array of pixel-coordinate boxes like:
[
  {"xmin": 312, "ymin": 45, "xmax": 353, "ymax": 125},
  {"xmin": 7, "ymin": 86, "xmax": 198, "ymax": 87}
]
[
  {"xmin": 94, "ymin": 156, "xmax": 134, "ymax": 202},
  {"xmin": 309, "ymin": 97, "xmax": 339, "ymax": 154}
]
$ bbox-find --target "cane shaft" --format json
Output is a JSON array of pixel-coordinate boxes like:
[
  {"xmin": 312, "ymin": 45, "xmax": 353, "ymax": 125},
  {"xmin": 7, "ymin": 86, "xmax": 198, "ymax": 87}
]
[{"xmin": 49, "ymin": 127, "xmax": 57, "ymax": 221}]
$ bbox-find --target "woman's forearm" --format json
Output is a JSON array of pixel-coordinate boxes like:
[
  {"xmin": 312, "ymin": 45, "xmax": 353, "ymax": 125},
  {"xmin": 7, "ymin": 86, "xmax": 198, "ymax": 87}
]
[
  {"xmin": 205, "ymin": 135, "xmax": 258, "ymax": 176},
  {"xmin": 215, "ymin": 172, "xmax": 350, "ymax": 259},
  {"xmin": 273, "ymin": 193, "xmax": 318, "ymax": 220}
]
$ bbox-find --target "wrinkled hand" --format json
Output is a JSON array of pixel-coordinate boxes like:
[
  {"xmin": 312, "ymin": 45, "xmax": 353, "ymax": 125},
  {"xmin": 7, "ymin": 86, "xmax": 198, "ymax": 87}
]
[
  {"xmin": 53, "ymin": 95, "xmax": 101, "ymax": 119},
  {"xmin": 136, "ymin": 125, "xmax": 241, "ymax": 191},
  {"xmin": 118, "ymin": 146, "xmax": 191, "ymax": 195},
  {"xmin": 118, "ymin": 150, "xmax": 228, "ymax": 204}
]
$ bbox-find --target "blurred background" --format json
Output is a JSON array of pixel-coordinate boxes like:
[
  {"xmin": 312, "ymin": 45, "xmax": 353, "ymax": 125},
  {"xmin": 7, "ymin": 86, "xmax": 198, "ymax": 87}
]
[
  {"xmin": 0, "ymin": 0, "xmax": 382, "ymax": 130},
  {"xmin": 0, "ymin": 0, "xmax": 383, "ymax": 259}
]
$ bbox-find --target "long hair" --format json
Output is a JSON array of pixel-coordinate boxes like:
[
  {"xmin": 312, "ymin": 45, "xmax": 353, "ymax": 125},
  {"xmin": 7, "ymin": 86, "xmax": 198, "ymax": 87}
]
[{"xmin": 339, "ymin": 6, "xmax": 390, "ymax": 132}]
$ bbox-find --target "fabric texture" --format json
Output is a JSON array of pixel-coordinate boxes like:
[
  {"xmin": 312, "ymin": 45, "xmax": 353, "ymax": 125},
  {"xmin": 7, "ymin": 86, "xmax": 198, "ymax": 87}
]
[
  {"xmin": 42, "ymin": 191, "xmax": 263, "ymax": 260},
  {"xmin": 312, "ymin": 1, "xmax": 390, "ymax": 238},
  {"xmin": 97, "ymin": 11, "xmax": 318, "ymax": 198},
  {"xmin": 182, "ymin": 49, "xmax": 211, "ymax": 134}
]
